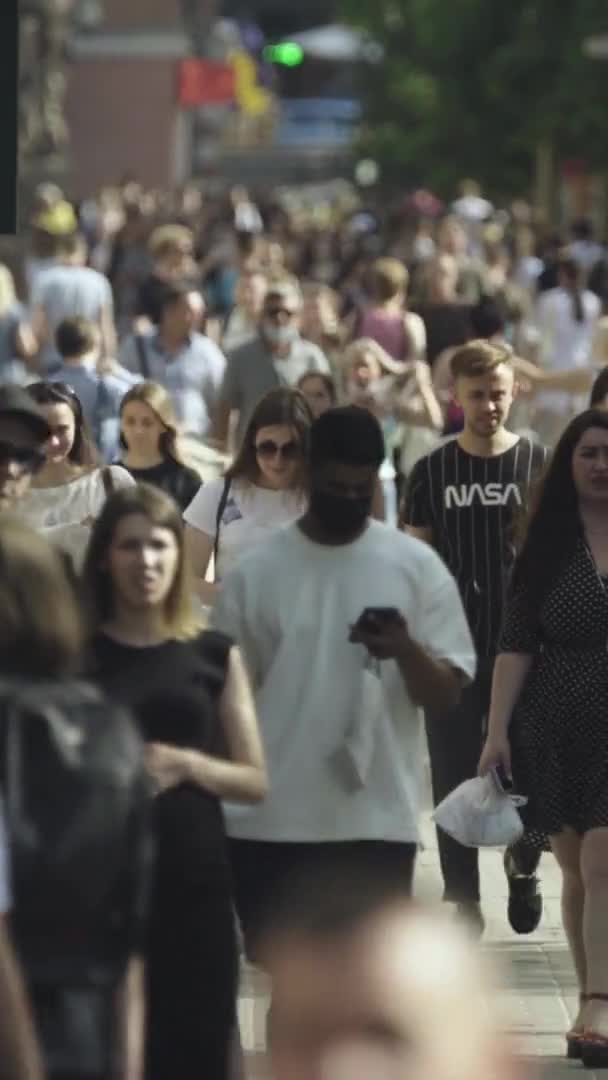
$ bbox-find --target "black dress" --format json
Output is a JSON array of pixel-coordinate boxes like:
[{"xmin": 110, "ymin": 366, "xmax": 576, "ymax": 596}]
[
  {"xmin": 119, "ymin": 458, "xmax": 201, "ymax": 512},
  {"xmin": 88, "ymin": 631, "xmax": 238, "ymax": 1080},
  {"xmin": 501, "ymin": 539, "xmax": 608, "ymax": 843}
]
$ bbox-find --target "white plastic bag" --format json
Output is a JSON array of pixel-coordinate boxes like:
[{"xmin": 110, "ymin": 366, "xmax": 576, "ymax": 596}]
[{"xmin": 432, "ymin": 775, "xmax": 527, "ymax": 848}]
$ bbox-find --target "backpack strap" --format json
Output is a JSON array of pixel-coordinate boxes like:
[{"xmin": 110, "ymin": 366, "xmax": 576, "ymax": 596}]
[
  {"xmin": 135, "ymin": 335, "xmax": 150, "ymax": 379},
  {"xmin": 101, "ymin": 467, "xmax": 115, "ymax": 498},
  {"xmin": 213, "ymin": 476, "xmax": 232, "ymax": 580}
]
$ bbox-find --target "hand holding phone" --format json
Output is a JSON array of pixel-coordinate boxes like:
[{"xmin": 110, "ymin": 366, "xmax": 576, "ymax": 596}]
[
  {"xmin": 349, "ymin": 607, "xmax": 409, "ymax": 661},
  {"xmin": 490, "ymin": 763, "xmax": 513, "ymax": 793},
  {"xmin": 355, "ymin": 607, "xmax": 402, "ymax": 634}
]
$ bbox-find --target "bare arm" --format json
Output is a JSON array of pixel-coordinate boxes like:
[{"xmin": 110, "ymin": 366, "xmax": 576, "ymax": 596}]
[
  {"xmin": 394, "ymin": 363, "xmax": 443, "ymax": 430},
  {"xmin": 184, "ymin": 525, "xmax": 218, "ymax": 605},
  {"xmin": 30, "ymin": 305, "xmax": 49, "ymax": 348},
  {"xmin": 147, "ymin": 647, "xmax": 267, "ymax": 803},
  {"xmin": 117, "ymin": 955, "xmax": 145, "ymax": 1080},
  {"xmin": 100, "ymin": 302, "xmax": 117, "ymax": 361},
  {"xmin": 486, "ymin": 652, "xmax": 533, "ymax": 739},
  {"xmin": 514, "ymin": 356, "xmax": 593, "ymax": 394},
  {"xmin": 14, "ymin": 323, "xmax": 39, "ymax": 364},
  {"xmin": 396, "ymin": 637, "xmax": 463, "ymax": 710},
  {"xmin": 0, "ymin": 916, "xmax": 45, "ymax": 1080},
  {"xmin": 210, "ymin": 401, "xmax": 232, "ymax": 452}
]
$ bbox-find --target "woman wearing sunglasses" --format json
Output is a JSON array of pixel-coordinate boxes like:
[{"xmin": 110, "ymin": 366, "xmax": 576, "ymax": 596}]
[
  {"xmin": 19, "ymin": 382, "xmax": 134, "ymax": 569},
  {"xmin": 185, "ymin": 387, "xmax": 313, "ymax": 606}
]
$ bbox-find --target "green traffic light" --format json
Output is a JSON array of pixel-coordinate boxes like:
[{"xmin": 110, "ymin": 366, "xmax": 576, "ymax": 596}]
[{"xmin": 263, "ymin": 42, "xmax": 304, "ymax": 67}]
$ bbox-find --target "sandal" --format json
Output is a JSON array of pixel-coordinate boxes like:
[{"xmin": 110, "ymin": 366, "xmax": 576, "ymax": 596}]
[
  {"xmin": 582, "ymin": 993, "xmax": 608, "ymax": 1069},
  {"xmin": 566, "ymin": 993, "xmax": 588, "ymax": 1060}
]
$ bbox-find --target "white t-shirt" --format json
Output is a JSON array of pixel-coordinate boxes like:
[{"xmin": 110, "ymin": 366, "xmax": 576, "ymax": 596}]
[
  {"xmin": 0, "ymin": 800, "xmax": 11, "ymax": 915},
  {"xmin": 212, "ymin": 521, "xmax": 476, "ymax": 843},
  {"xmin": 184, "ymin": 477, "xmax": 305, "ymax": 581},
  {"xmin": 535, "ymin": 286, "xmax": 601, "ymax": 413}
]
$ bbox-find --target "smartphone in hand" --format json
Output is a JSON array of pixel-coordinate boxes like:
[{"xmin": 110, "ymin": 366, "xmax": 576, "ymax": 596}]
[
  {"xmin": 356, "ymin": 607, "xmax": 401, "ymax": 634},
  {"xmin": 490, "ymin": 763, "xmax": 513, "ymax": 793}
]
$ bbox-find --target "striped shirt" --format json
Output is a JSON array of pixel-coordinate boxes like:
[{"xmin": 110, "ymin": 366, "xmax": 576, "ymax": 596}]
[{"xmin": 405, "ymin": 436, "xmax": 547, "ymax": 656}]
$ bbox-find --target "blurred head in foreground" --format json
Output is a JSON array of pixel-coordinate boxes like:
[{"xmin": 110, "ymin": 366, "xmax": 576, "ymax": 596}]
[{"xmin": 259, "ymin": 866, "xmax": 520, "ymax": 1080}]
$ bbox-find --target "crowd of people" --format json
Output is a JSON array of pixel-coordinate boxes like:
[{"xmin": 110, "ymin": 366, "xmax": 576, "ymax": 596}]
[{"xmin": 0, "ymin": 176, "xmax": 608, "ymax": 1078}]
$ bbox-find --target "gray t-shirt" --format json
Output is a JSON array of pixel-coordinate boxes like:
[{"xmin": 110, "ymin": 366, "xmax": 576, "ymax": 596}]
[
  {"xmin": 32, "ymin": 265, "xmax": 113, "ymax": 372},
  {"xmin": 221, "ymin": 334, "xmax": 330, "ymax": 445}
]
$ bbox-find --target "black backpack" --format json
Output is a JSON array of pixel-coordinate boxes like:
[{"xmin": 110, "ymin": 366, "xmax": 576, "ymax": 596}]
[{"xmin": 0, "ymin": 679, "xmax": 154, "ymax": 1076}]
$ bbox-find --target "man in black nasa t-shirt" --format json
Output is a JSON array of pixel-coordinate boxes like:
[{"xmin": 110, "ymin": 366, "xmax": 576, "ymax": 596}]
[{"xmin": 405, "ymin": 340, "xmax": 547, "ymax": 935}]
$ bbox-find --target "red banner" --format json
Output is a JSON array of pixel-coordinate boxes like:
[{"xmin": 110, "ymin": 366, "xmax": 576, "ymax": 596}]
[{"xmin": 177, "ymin": 58, "xmax": 236, "ymax": 106}]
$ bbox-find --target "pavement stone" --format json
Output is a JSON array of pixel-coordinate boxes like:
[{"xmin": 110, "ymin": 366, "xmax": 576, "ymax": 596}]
[{"xmin": 237, "ymin": 777, "xmax": 598, "ymax": 1079}]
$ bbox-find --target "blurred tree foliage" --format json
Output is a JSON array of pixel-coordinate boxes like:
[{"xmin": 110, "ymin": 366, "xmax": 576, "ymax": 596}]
[{"xmin": 339, "ymin": 0, "xmax": 608, "ymax": 197}]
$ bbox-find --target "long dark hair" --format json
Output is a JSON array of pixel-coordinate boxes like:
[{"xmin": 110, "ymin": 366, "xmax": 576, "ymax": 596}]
[
  {"xmin": 226, "ymin": 387, "xmax": 313, "ymax": 489},
  {"xmin": 512, "ymin": 409, "xmax": 608, "ymax": 608},
  {"xmin": 26, "ymin": 381, "xmax": 98, "ymax": 467},
  {"xmin": 558, "ymin": 256, "xmax": 584, "ymax": 324}
]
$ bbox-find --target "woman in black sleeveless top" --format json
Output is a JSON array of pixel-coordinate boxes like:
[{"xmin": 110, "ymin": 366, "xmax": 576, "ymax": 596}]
[{"xmin": 83, "ymin": 483, "xmax": 266, "ymax": 1080}]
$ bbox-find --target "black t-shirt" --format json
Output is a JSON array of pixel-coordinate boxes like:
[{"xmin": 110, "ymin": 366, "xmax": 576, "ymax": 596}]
[
  {"xmin": 412, "ymin": 302, "xmax": 473, "ymax": 366},
  {"xmin": 88, "ymin": 631, "xmax": 232, "ymax": 881},
  {"xmin": 119, "ymin": 458, "xmax": 201, "ymax": 511},
  {"xmin": 405, "ymin": 436, "xmax": 547, "ymax": 656}
]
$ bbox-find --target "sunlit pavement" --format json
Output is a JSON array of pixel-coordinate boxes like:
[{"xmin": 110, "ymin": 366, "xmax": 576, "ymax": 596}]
[{"xmin": 238, "ymin": 771, "xmax": 591, "ymax": 1079}]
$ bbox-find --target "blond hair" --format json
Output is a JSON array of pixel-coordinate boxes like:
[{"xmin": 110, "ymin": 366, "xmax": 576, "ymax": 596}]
[
  {"xmin": 450, "ymin": 340, "xmax": 513, "ymax": 380},
  {"xmin": 368, "ymin": 258, "xmax": 409, "ymax": 302},
  {"xmin": 120, "ymin": 381, "xmax": 185, "ymax": 464},
  {"xmin": 149, "ymin": 224, "xmax": 193, "ymax": 259}
]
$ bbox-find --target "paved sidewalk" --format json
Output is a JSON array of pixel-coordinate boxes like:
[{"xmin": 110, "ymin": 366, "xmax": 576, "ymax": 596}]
[{"xmin": 238, "ymin": 796, "xmax": 593, "ymax": 1079}]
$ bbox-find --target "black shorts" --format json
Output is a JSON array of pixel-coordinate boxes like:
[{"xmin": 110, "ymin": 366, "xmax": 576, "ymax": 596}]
[{"xmin": 229, "ymin": 838, "xmax": 417, "ymax": 953}]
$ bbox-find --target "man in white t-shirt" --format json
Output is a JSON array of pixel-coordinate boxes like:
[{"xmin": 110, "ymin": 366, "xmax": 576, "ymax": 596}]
[
  {"xmin": 0, "ymin": 802, "xmax": 44, "ymax": 1079},
  {"xmin": 213, "ymin": 406, "xmax": 476, "ymax": 949}
]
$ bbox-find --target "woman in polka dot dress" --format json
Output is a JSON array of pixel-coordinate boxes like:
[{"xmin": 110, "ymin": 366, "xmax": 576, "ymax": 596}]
[{"xmin": 479, "ymin": 409, "xmax": 608, "ymax": 1069}]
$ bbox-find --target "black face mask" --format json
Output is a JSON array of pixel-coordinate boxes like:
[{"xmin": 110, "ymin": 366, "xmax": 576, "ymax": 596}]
[{"xmin": 309, "ymin": 489, "xmax": 372, "ymax": 539}]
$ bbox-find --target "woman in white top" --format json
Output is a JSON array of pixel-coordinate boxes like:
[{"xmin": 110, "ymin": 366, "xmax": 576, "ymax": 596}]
[
  {"xmin": 533, "ymin": 256, "xmax": 601, "ymax": 444},
  {"xmin": 19, "ymin": 382, "xmax": 134, "ymax": 569},
  {"xmin": 184, "ymin": 387, "xmax": 313, "ymax": 605}
]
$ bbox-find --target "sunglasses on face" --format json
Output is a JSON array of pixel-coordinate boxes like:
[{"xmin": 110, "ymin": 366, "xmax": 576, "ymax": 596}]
[
  {"xmin": 0, "ymin": 440, "xmax": 45, "ymax": 473},
  {"xmin": 255, "ymin": 439, "xmax": 300, "ymax": 460}
]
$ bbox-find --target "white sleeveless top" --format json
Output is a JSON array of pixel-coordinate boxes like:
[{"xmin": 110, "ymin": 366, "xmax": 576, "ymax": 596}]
[{"xmin": 20, "ymin": 465, "xmax": 135, "ymax": 567}]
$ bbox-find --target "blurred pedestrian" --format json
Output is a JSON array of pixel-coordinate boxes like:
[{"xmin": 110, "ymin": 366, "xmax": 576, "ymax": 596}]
[
  {"xmin": 0, "ymin": 385, "xmax": 50, "ymax": 514},
  {"xmin": 30, "ymin": 232, "xmax": 116, "ymax": 373},
  {"xmin": 222, "ymin": 266, "xmax": 268, "ymax": 352},
  {"xmin": 118, "ymin": 381, "xmax": 201, "ymax": 511},
  {"xmin": 0, "ymin": 265, "xmax": 38, "ymax": 383},
  {"xmin": 85, "ymin": 484, "xmax": 267, "ymax": 1080},
  {"xmin": 533, "ymin": 256, "xmax": 601, "ymax": 445},
  {"xmin": 214, "ymin": 279, "xmax": 330, "ymax": 452},
  {"xmin": 135, "ymin": 224, "xmax": 198, "ymax": 328},
  {"xmin": 0, "ymin": 517, "xmax": 149, "ymax": 1080},
  {"xmin": 50, "ymin": 316, "xmax": 141, "ymax": 461},
  {"xmin": 261, "ymin": 867, "xmax": 516, "ymax": 1080},
  {"xmin": 351, "ymin": 258, "xmax": 426, "ymax": 362},
  {"xmin": 297, "ymin": 371, "xmax": 337, "ymax": 419},
  {"xmin": 120, "ymin": 282, "xmax": 226, "ymax": 442}
]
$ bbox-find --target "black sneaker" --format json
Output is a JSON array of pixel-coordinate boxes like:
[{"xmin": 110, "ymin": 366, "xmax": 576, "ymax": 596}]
[
  {"xmin": 455, "ymin": 901, "xmax": 486, "ymax": 939},
  {"xmin": 504, "ymin": 849, "xmax": 542, "ymax": 934}
]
